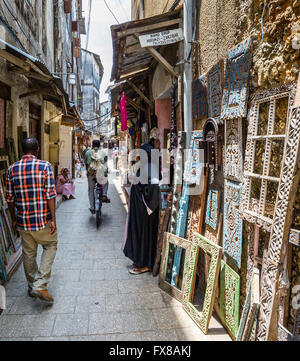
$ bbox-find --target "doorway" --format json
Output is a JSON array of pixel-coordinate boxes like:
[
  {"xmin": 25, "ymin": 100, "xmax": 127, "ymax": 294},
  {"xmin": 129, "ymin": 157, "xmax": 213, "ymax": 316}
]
[{"xmin": 29, "ymin": 103, "xmax": 42, "ymax": 154}]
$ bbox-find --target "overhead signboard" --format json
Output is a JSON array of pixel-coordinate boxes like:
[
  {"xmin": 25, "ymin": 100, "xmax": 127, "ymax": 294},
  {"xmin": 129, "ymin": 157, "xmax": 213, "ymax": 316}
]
[{"xmin": 139, "ymin": 28, "xmax": 184, "ymax": 48}]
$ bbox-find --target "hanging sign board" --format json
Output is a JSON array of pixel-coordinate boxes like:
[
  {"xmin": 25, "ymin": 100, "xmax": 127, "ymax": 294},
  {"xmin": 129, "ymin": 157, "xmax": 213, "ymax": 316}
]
[
  {"xmin": 139, "ymin": 28, "xmax": 184, "ymax": 48},
  {"xmin": 61, "ymin": 116, "xmax": 75, "ymax": 127}
]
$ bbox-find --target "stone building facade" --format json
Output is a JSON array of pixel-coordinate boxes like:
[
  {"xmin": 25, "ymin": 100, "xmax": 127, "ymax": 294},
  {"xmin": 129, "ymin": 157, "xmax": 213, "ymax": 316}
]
[{"xmin": 0, "ymin": 0, "xmax": 85, "ymax": 174}]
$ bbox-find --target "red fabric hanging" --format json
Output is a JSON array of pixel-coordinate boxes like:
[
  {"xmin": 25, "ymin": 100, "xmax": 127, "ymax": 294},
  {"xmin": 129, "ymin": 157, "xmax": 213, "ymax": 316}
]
[{"xmin": 119, "ymin": 92, "xmax": 128, "ymax": 132}]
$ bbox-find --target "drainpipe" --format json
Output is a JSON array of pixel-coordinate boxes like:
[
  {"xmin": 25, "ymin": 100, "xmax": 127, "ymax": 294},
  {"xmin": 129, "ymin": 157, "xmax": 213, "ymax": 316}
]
[{"xmin": 183, "ymin": 0, "xmax": 193, "ymax": 142}]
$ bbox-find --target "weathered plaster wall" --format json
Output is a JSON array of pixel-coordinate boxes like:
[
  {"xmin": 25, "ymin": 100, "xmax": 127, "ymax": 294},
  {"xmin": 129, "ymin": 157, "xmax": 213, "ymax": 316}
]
[
  {"xmin": 196, "ymin": 0, "xmax": 300, "ymax": 89},
  {"xmin": 236, "ymin": 0, "xmax": 300, "ymax": 89},
  {"xmin": 196, "ymin": 0, "xmax": 237, "ymax": 76},
  {"xmin": 132, "ymin": 0, "xmax": 183, "ymax": 20}
]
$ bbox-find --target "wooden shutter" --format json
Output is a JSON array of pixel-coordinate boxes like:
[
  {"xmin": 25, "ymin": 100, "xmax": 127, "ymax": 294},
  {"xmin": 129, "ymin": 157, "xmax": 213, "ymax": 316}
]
[{"xmin": 64, "ymin": 0, "xmax": 72, "ymax": 14}]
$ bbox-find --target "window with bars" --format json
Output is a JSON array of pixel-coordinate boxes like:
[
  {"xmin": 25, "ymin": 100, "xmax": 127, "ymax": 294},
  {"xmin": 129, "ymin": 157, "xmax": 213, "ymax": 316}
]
[{"xmin": 241, "ymin": 84, "xmax": 295, "ymax": 231}]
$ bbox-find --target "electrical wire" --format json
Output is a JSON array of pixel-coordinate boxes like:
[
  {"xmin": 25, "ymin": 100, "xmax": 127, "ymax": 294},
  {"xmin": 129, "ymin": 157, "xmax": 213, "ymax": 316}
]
[
  {"xmin": 103, "ymin": 0, "xmax": 120, "ymax": 24},
  {"xmin": 163, "ymin": 0, "xmax": 170, "ymax": 13},
  {"xmin": 116, "ymin": 0, "xmax": 129, "ymax": 21},
  {"xmin": 254, "ymin": 0, "xmax": 268, "ymax": 56}
]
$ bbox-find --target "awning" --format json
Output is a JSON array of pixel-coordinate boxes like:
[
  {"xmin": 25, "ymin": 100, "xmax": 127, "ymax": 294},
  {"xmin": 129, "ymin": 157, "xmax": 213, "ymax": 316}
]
[
  {"xmin": 0, "ymin": 39, "xmax": 70, "ymax": 115},
  {"xmin": 110, "ymin": 8, "xmax": 183, "ymax": 82}
]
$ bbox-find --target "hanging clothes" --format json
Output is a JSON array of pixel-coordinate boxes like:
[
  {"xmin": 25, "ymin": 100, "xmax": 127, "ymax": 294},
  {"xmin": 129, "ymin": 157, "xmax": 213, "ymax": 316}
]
[{"xmin": 119, "ymin": 92, "xmax": 128, "ymax": 132}]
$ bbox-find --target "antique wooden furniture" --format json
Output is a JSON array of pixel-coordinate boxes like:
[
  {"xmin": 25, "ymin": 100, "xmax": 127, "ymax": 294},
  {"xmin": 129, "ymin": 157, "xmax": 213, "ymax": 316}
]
[
  {"xmin": 159, "ymin": 232, "xmax": 192, "ymax": 303},
  {"xmin": 182, "ymin": 232, "xmax": 222, "ymax": 334}
]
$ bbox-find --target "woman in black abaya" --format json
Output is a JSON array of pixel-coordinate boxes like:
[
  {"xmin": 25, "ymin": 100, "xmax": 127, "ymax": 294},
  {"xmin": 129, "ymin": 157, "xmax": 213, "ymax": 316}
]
[{"xmin": 123, "ymin": 141, "xmax": 160, "ymax": 275}]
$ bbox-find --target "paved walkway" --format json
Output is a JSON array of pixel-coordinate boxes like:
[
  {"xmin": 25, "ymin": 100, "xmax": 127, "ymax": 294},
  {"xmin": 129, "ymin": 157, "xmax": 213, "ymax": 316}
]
[{"xmin": 0, "ymin": 174, "xmax": 230, "ymax": 341}]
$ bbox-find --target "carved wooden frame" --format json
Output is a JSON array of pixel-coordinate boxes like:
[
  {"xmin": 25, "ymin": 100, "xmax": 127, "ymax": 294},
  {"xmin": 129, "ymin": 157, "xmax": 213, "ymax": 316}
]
[
  {"xmin": 182, "ymin": 232, "xmax": 222, "ymax": 334},
  {"xmin": 219, "ymin": 261, "xmax": 240, "ymax": 339},
  {"xmin": 224, "ymin": 117, "xmax": 243, "ymax": 182},
  {"xmin": 241, "ymin": 84, "xmax": 296, "ymax": 232},
  {"xmin": 237, "ymin": 268, "xmax": 260, "ymax": 341},
  {"xmin": 159, "ymin": 232, "xmax": 192, "ymax": 303},
  {"xmin": 257, "ymin": 105, "xmax": 300, "ymax": 340},
  {"xmin": 205, "ymin": 184, "xmax": 220, "ymax": 231}
]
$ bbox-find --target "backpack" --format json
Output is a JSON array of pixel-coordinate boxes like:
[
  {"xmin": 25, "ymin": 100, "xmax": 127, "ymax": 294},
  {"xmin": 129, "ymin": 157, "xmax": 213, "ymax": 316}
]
[{"xmin": 88, "ymin": 149, "xmax": 103, "ymax": 176}]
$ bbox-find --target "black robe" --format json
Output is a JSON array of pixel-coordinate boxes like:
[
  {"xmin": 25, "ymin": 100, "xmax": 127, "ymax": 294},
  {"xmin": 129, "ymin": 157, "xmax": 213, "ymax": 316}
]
[{"xmin": 123, "ymin": 183, "xmax": 160, "ymax": 269}]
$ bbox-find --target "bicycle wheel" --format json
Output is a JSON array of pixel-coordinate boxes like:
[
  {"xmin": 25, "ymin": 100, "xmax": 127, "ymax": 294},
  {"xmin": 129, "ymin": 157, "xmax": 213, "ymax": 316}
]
[{"xmin": 96, "ymin": 208, "xmax": 102, "ymax": 228}]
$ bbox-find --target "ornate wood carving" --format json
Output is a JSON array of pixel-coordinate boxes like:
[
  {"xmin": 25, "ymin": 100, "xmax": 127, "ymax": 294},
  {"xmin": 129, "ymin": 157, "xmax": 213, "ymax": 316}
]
[
  {"xmin": 170, "ymin": 132, "xmax": 186, "ymax": 234},
  {"xmin": 237, "ymin": 268, "xmax": 260, "ymax": 341},
  {"xmin": 207, "ymin": 60, "xmax": 224, "ymax": 122},
  {"xmin": 171, "ymin": 184, "xmax": 190, "ymax": 287},
  {"xmin": 277, "ymin": 323, "xmax": 294, "ymax": 341},
  {"xmin": 223, "ymin": 180, "xmax": 243, "ymax": 268},
  {"xmin": 257, "ymin": 106, "xmax": 300, "ymax": 341},
  {"xmin": 224, "ymin": 118, "xmax": 243, "ymax": 182},
  {"xmin": 187, "ymin": 196, "xmax": 202, "ymax": 241},
  {"xmin": 205, "ymin": 185, "xmax": 220, "ymax": 231},
  {"xmin": 289, "ymin": 229, "xmax": 300, "ymax": 247},
  {"xmin": 192, "ymin": 74, "xmax": 208, "ymax": 121},
  {"xmin": 182, "ymin": 233, "xmax": 222, "ymax": 335},
  {"xmin": 153, "ymin": 195, "xmax": 172, "ymax": 277},
  {"xmin": 185, "ymin": 131, "xmax": 205, "ymax": 185},
  {"xmin": 220, "ymin": 261, "xmax": 240, "ymax": 339},
  {"xmin": 159, "ymin": 232, "xmax": 192, "ymax": 303},
  {"xmin": 241, "ymin": 84, "xmax": 296, "ymax": 232},
  {"xmin": 203, "ymin": 118, "xmax": 220, "ymax": 171},
  {"xmin": 221, "ymin": 38, "xmax": 252, "ymax": 121},
  {"xmin": 294, "ymin": 308, "xmax": 300, "ymax": 339}
]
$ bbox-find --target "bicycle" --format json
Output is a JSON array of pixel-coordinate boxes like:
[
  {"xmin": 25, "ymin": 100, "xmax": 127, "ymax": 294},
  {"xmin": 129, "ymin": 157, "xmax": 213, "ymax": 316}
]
[{"xmin": 94, "ymin": 182, "xmax": 103, "ymax": 228}]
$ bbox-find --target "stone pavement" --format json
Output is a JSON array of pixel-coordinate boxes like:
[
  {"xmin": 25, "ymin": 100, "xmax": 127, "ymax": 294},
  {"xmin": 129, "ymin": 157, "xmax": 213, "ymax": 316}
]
[{"xmin": 0, "ymin": 174, "xmax": 231, "ymax": 341}]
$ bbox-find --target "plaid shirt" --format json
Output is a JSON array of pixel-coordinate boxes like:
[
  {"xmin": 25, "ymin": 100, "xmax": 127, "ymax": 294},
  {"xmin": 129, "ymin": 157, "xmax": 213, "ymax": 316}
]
[{"xmin": 6, "ymin": 155, "xmax": 57, "ymax": 231}]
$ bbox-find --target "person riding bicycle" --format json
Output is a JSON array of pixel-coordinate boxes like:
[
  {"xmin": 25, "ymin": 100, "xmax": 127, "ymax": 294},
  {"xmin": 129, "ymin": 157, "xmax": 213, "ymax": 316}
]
[{"xmin": 85, "ymin": 139, "xmax": 110, "ymax": 215}]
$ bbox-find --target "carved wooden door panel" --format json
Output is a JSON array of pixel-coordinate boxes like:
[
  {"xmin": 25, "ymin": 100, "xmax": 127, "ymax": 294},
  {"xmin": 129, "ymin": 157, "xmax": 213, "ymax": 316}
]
[
  {"xmin": 257, "ymin": 106, "xmax": 300, "ymax": 340},
  {"xmin": 207, "ymin": 60, "xmax": 224, "ymax": 121},
  {"xmin": 220, "ymin": 38, "xmax": 252, "ymax": 121},
  {"xmin": 223, "ymin": 180, "xmax": 243, "ymax": 268},
  {"xmin": 224, "ymin": 118, "xmax": 243, "ymax": 182}
]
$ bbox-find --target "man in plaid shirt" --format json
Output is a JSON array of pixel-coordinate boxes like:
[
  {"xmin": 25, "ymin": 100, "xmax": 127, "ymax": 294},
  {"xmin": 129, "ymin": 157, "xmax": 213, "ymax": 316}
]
[{"xmin": 6, "ymin": 138, "xmax": 57, "ymax": 304}]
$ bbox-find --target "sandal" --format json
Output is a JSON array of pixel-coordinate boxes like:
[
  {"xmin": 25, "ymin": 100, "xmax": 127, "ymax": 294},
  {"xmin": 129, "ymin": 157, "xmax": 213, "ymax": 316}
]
[
  {"xmin": 129, "ymin": 268, "xmax": 151, "ymax": 275},
  {"xmin": 102, "ymin": 196, "xmax": 111, "ymax": 203}
]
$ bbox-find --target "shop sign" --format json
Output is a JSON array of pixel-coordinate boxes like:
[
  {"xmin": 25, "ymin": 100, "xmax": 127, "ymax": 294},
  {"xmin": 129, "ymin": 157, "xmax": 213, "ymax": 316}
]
[
  {"xmin": 139, "ymin": 28, "xmax": 183, "ymax": 48},
  {"xmin": 61, "ymin": 116, "xmax": 75, "ymax": 127}
]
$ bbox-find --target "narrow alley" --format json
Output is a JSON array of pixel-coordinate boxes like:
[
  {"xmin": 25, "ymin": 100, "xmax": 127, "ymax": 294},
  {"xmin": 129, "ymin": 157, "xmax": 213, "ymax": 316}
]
[{"xmin": 0, "ymin": 174, "xmax": 230, "ymax": 341}]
